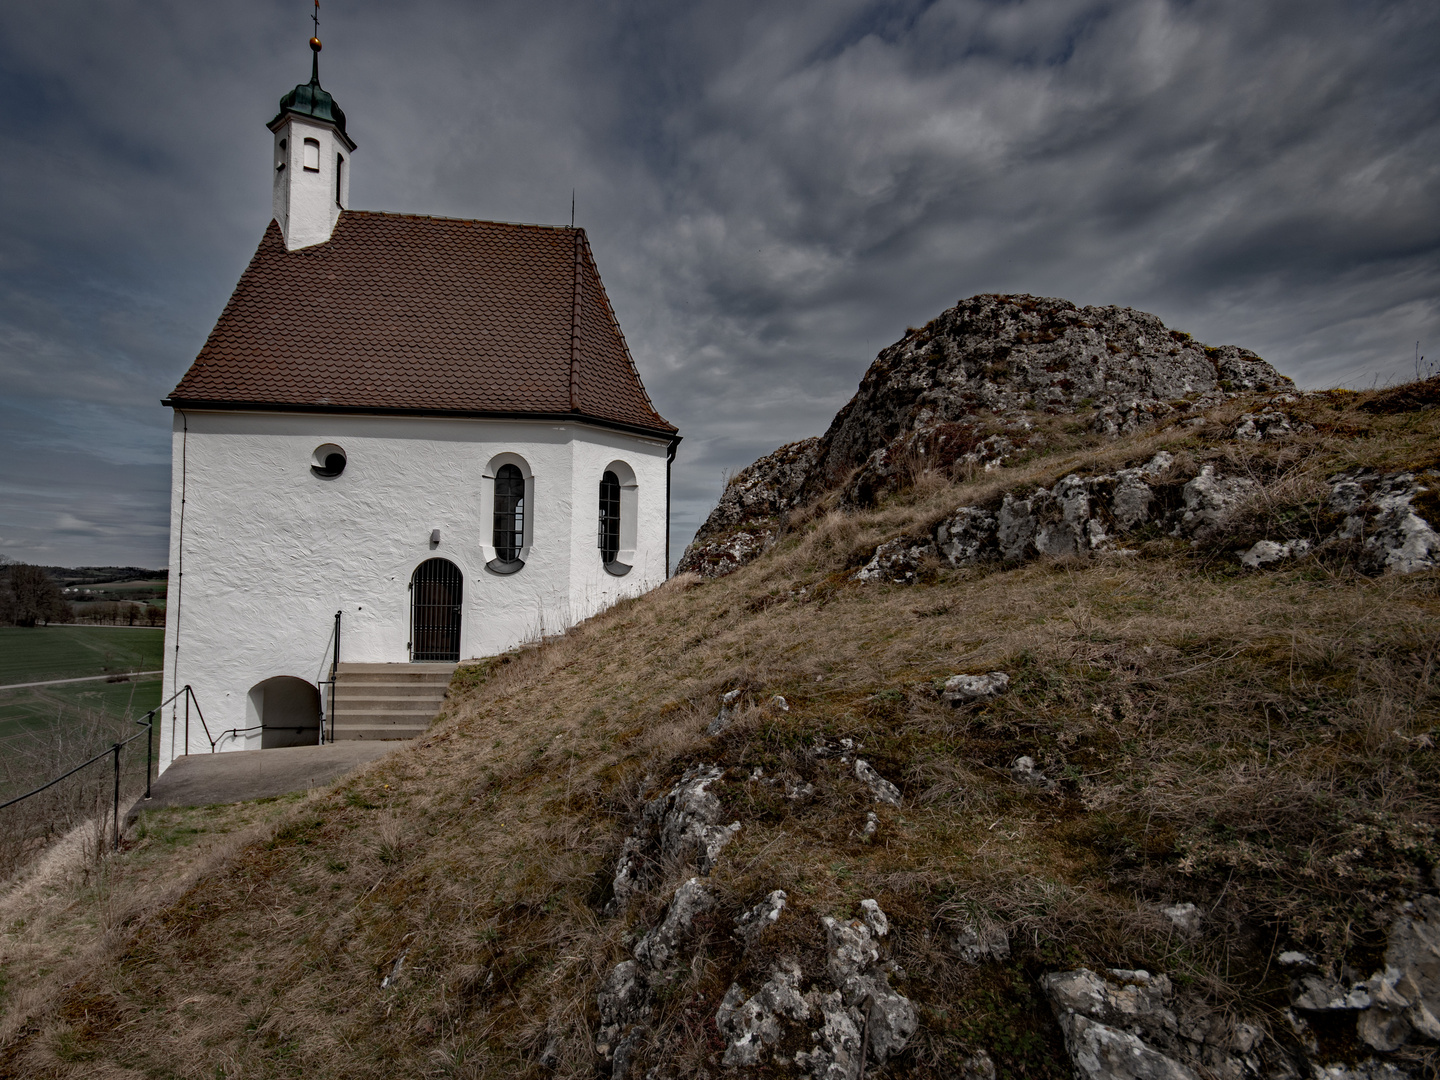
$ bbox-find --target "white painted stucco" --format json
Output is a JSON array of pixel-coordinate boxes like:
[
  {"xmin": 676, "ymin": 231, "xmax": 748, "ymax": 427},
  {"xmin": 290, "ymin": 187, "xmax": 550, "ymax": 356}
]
[
  {"xmin": 159, "ymin": 409, "xmax": 670, "ymax": 767},
  {"xmin": 271, "ymin": 113, "xmax": 350, "ymax": 250}
]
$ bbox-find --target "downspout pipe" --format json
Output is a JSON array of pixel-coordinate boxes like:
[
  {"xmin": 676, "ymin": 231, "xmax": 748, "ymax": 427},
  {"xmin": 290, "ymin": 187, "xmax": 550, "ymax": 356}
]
[{"xmin": 666, "ymin": 433, "xmax": 682, "ymax": 578}]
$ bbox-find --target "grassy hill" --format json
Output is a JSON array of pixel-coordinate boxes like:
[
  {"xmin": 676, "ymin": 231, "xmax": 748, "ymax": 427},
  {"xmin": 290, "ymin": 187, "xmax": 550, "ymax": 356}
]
[{"xmin": 0, "ymin": 387, "xmax": 1436, "ymax": 1080}]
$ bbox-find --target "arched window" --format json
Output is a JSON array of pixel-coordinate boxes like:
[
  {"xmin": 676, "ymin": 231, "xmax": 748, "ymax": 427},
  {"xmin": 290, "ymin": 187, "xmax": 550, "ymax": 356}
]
[
  {"xmin": 598, "ymin": 461, "xmax": 637, "ymax": 576},
  {"xmin": 493, "ymin": 464, "xmax": 525, "ymax": 563},
  {"xmin": 598, "ymin": 471, "xmax": 621, "ymax": 564},
  {"xmin": 303, "ymin": 138, "xmax": 320, "ymax": 172}
]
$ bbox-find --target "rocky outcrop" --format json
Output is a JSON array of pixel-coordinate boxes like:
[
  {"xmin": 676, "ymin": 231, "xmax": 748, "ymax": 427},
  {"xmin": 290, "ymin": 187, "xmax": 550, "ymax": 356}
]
[
  {"xmin": 855, "ymin": 459, "xmax": 1440, "ymax": 583},
  {"xmin": 680, "ymin": 294, "xmax": 1293, "ymax": 576},
  {"xmin": 597, "ymin": 877, "xmax": 716, "ymax": 1074},
  {"xmin": 608, "ymin": 766, "xmax": 740, "ymax": 912},
  {"xmin": 1043, "ymin": 967, "xmax": 1268, "ymax": 1080},
  {"xmin": 712, "ymin": 899, "xmax": 917, "ymax": 1079},
  {"xmin": 677, "ymin": 438, "xmax": 820, "ymax": 577},
  {"xmin": 809, "ymin": 295, "xmax": 1289, "ymax": 506},
  {"xmin": 1044, "ymin": 901, "xmax": 1440, "ymax": 1080}
]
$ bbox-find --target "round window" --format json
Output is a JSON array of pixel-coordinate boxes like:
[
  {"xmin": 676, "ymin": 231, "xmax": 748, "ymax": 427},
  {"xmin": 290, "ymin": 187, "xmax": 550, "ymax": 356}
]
[{"xmin": 310, "ymin": 443, "xmax": 347, "ymax": 479}]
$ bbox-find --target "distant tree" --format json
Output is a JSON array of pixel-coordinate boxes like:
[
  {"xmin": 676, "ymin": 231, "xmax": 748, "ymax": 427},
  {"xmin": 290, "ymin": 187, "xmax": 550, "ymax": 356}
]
[{"xmin": 1, "ymin": 563, "xmax": 71, "ymax": 627}]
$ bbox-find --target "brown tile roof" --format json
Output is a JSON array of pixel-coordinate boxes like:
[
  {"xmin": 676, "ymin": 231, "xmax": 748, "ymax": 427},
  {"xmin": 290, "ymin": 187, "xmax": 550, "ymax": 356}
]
[{"xmin": 166, "ymin": 212, "xmax": 676, "ymax": 436}]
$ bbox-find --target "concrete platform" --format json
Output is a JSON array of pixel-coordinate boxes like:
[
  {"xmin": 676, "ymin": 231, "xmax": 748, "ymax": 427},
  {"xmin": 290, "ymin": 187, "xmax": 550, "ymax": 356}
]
[{"xmin": 128, "ymin": 741, "xmax": 404, "ymax": 820}]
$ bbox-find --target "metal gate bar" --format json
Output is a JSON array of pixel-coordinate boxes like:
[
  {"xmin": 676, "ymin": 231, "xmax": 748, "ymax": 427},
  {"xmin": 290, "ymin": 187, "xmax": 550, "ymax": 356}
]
[{"xmin": 411, "ymin": 558, "xmax": 462, "ymax": 662}]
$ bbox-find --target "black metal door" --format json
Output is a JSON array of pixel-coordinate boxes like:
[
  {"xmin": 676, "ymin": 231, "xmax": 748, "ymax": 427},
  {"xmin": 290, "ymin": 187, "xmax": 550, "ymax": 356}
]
[{"xmin": 410, "ymin": 558, "xmax": 462, "ymax": 662}]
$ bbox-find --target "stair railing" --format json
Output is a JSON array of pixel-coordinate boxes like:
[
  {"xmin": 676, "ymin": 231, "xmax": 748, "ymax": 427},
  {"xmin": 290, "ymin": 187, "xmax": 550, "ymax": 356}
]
[{"xmin": 316, "ymin": 610, "xmax": 341, "ymax": 745}]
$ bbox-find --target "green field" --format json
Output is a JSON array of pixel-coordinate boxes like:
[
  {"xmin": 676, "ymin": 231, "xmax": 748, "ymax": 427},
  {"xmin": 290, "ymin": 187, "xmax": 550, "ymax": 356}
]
[
  {"xmin": 0, "ymin": 625, "xmax": 164, "ymax": 685},
  {"xmin": 0, "ymin": 626, "xmax": 165, "ymax": 742}
]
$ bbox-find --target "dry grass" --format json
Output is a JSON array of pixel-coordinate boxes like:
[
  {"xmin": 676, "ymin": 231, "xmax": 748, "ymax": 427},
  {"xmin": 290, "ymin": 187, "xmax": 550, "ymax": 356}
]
[{"xmin": 1, "ymin": 387, "xmax": 1437, "ymax": 1079}]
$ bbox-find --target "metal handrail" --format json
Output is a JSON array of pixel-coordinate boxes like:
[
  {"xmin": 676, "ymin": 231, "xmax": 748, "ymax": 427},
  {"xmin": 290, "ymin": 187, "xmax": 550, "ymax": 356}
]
[
  {"xmin": 316, "ymin": 610, "xmax": 340, "ymax": 745},
  {"xmin": 0, "ymin": 682, "xmax": 194, "ymax": 849}
]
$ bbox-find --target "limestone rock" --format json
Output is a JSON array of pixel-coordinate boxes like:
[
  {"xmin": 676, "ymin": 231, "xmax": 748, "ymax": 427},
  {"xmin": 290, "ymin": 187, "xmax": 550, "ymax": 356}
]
[
  {"xmin": 1356, "ymin": 894, "xmax": 1440, "ymax": 1050},
  {"xmin": 795, "ymin": 990, "xmax": 863, "ymax": 1080},
  {"xmin": 1162, "ymin": 903, "xmax": 1203, "ymax": 934},
  {"xmin": 1175, "ymin": 466, "xmax": 1257, "ymax": 541},
  {"xmin": 1291, "ymin": 974, "xmax": 1371, "ymax": 1011},
  {"xmin": 859, "ymin": 899, "xmax": 889, "ymax": 938},
  {"xmin": 1239, "ymin": 539, "xmax": 1311, "ymax": 569},
  {"xmin": 609, "ymin": 766, "xmax": 740, "ymax": 910},
  {"xmin": 944, "ymin": 671, "xmax": 1010, "ymax": 706},
  {"xmin": 596, "ymin": 960, "xmax": 648, "ymax": 1062},
  {"xmin": 854, "ymin": 759, "xmax": 902, "ymax": 806},
  {"xmin": 820, "ymin": 902, "xmax": 917, "ymax": 1066},
  {"xmin": 633, "ymin": 877, "xmax": 713, "ymax": 972},
  {"xmin": 855, "ymin": 536, "xmax": 938, "ymax": 583},
  {"xmin": 1054, "ymin": 1010, "xmax": 1201, "ymax": 1080},
  {"xmin": 685, "ymin": 293, "xmax": 1291, "ymax": 576},
  {"xmin": 809, "ymin": 294, "xmax": 1289, "ymax": 505},
  {"xmin": 734, "ymin": 889, "xmax": 788, "ymax": 948},
  {"xmin": 1042, "ymin": 968, "xmax": 1270, "ymax": 1080},
  {"xmin": 1011, "ymin": 755, "xmax": 1057, "ymax": 790},
  {"xmin": 717, "ymin": 960, "xmax": 811, "ymax": 1067},
  {"xmin": 950, "ymin": 921, "xmax": 1010, "ymax": 963},
  {"xmin": 1233, "ymin": 409, "xmax": 1310, "ymax": 441},
  {"xmin": 707, "ymin": 689, "xmax": 744, "ymax": 735},
  {"xmin": 677, "ymin": 438, "xmax": 820, "ymax": 577}
]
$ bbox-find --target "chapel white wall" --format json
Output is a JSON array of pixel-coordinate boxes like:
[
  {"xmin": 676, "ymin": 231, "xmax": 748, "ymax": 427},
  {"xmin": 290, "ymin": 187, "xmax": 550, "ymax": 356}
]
[{"xmin": 159, "ymin": 410, "xmax": 669, "ymax": 768}]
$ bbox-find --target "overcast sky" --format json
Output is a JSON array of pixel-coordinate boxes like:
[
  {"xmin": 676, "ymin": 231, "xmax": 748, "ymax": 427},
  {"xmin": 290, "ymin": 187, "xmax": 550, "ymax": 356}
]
[{"xmin": 1, "ymin": 0, "xmax": 1436, "ymax": 569}]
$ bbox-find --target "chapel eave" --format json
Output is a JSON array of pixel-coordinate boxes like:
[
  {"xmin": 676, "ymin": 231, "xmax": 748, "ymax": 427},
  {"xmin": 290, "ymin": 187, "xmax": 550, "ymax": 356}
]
[{"xmin": 160, "ymin": 397, "xmax": 681, "ymax": 443}]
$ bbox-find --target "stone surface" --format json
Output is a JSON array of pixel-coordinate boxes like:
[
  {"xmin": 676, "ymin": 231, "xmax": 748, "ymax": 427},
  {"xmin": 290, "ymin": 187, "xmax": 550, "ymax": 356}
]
[
  {"xmin": 854, "ymin": 759, "xmax": 902, "ymax": 806},
  {"xmin": 1291, "ymin": 974, "xmax": 1372, "ymax": 1011},
  {"xmin": 734, "ymin": 889, "xmax": 788, "ymax": 948},
  {"xmin": 633, "ymin": 877, "xmax": 713, "ymax": 972},
  {"xmin": 950, "ymin": 921, "xmax": 1010, "ymax": 963},
  {"xmin": 820, "ymin": 902, "xmax": 917, "ymax": 1066},
  {"xmin": 1055, "ymin": 1011, "xmax": 1201, "ymax": 1080},
  {"xmin": 1239, "ymin": 539, "xmax": 1311, "ymax": 569},
  {"xmin": 1162, "ymin": 903, "xmax": 1203, "ymax": 934},
  {"xmin": 717, "ymin": 960, "xmax": 811, "ymax": 1067},
  {"xmin": 1174, "ymin": 466, "xmax": 1257, "ymax": 541},
  {"xmin": 609, "ymin": 766, "xmax": 740, "ymax": 910},
  {"xmin": 596, "ymin": 960, "xmax": 647, "ymax": 1062},
  {"xmin": 677, "ymin": 438, "xmax": 820, "ymax": 577},
  {"xmin": 1011, "ymin": 755, "xmax": 1057, "ymax": 790},
  {"xmin": 707, "ymin": 688, "xmax": 744, "ymax": 735},
  {"xmin": 1042, "ymin": 967, "xmax": 1274, "ymax": 1080},
  {"xmin": 943, "ymin": 671, "xmax": 1010, "ymax": 706},
  {"xmin": 1356, "ymin": 894, "xmax": 1440, "ymax": 1050},
  {"xmin": 682, "ymin": 293, "xmax": 1292, "ymax": 576},
  {"xmin": 795, "ymin": 990, "xmax": 863, "ymax": 1080}
]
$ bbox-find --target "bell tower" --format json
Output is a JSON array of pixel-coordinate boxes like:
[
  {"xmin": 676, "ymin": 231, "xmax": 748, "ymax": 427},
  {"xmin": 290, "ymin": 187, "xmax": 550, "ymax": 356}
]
[{"xmin": 267, "ymin": 13, "xmax": 356, "ymax": 251}]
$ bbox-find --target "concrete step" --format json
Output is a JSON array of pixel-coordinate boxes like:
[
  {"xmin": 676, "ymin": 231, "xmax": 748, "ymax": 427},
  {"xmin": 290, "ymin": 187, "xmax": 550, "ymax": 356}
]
[
  {"xmin": 336, "ymin": 663, "xmax": 455, "ymax": 676},
  {"xmin": 332, "ymin": 705, "xmax": 437, "ymax": 722},
  {"xmin": 333, "ymin": 685, "xmax": 447, "ymax": 700},
  {"xmin": 330, "ymin": 725, "xmax": 430, "ymax": 741},
  {"xmin": 337, "ymin": 672, "xmax": 453, "ymax": 685},
  {"xmin": 329, "ymin": 663, "xmax": 453, "ymax": 742}
]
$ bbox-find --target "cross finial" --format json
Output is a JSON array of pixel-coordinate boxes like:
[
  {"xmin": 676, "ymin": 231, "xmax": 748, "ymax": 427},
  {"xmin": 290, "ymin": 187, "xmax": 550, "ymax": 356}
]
[{"xmin": 312, "ymin": 0, "xmax": 320, "ymax": 39}]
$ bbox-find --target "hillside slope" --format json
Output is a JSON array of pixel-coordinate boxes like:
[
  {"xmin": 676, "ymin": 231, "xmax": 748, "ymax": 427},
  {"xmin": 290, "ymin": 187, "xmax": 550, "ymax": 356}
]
[{"xmin": 1, "ymin": 383, "xmax": 1438, "ymax": 1080}]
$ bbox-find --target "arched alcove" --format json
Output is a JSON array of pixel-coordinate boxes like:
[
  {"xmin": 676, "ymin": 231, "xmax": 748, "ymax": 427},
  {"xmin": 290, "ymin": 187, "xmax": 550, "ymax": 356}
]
[{"xmin": 247, "ymin": 676, "xmax": 321, "ymax": 749}]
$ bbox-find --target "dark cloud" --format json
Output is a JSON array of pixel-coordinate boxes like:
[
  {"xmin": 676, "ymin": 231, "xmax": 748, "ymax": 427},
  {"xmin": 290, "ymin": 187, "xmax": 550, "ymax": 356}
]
[{"xmin": 1, "ymin": 0, "xmax": 1436, "ymax": 567}]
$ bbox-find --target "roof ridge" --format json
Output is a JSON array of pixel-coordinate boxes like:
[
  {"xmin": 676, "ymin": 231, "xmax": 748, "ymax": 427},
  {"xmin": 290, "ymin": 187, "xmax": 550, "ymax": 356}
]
[
  {"xmin": 575, "ymin": 231, "xmax": 664, "ymax": 420},
  {"xmin": 346, "ymin": 209, "xmax": 578, "ymax": 232}
]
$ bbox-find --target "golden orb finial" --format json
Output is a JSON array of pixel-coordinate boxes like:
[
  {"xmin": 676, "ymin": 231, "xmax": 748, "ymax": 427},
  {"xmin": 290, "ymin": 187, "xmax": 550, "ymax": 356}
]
[{"xmin": 310, "ymin": 36, "xmax": 322, "ymax": 52}]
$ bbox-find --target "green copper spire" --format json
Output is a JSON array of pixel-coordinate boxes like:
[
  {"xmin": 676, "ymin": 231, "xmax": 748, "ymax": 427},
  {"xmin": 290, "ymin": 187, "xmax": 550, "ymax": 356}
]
[{"xmin": 269, "ymin": 32, "xmax": 353, "ymax": 146}]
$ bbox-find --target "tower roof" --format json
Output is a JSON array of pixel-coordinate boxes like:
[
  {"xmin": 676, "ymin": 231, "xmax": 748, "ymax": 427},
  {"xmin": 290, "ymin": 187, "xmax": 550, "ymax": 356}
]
[
  {"xmin": 269, "ymin": 45, "xmax": 355, "ymax": 150},
  {"xmin": 165, "ymin": 212, "xmax": 676, "ymax": 438}
]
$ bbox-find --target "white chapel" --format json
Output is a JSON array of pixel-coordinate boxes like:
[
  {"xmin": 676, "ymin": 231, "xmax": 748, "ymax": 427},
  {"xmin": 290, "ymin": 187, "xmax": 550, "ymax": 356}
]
[{"xmin": 158, "ymin": 36, "xmax": 679, "ymax": 765}]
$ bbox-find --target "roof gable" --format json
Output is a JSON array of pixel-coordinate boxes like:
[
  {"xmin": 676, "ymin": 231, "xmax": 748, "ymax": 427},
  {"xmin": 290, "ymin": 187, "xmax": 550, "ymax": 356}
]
[{"xmin": 167, "ymin": 212, "xmax": 675, "ymax": 435}]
